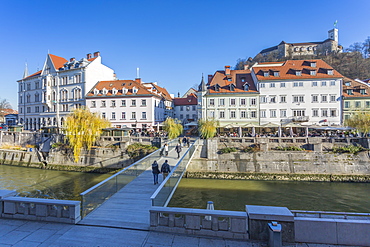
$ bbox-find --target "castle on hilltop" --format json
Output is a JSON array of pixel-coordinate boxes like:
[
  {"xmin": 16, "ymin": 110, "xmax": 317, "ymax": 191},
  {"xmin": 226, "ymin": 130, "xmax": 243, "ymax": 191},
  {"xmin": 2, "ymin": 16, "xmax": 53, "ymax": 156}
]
[{"xmin": 258, "ymin": 28, "xmax": 342, "ymax": 59}]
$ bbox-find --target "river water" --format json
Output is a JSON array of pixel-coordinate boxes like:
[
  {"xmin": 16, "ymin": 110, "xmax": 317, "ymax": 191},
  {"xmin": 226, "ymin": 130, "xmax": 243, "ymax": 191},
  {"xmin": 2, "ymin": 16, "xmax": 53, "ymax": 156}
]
[
  {"xmin": 169, "ymin": 178, "xmax": 370, "ymax": 213},
  {"xmin": 0, "ymin": 164, "xmax": 111, "ymax": 200}
]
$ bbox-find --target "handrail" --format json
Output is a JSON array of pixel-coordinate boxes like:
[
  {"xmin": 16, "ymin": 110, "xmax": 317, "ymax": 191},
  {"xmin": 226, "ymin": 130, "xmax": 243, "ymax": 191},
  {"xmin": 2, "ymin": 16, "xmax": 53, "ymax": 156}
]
[
  {"xmin": 80, "ymin": 138, "xmax": 177, "ymax": 196},
  {"xmin": 150, "ymin": 138, "xmax": 199, "ymax": 206},
  {"xmin": 291, "ymin": 210, "xmax": 370, "ymax": 219}
]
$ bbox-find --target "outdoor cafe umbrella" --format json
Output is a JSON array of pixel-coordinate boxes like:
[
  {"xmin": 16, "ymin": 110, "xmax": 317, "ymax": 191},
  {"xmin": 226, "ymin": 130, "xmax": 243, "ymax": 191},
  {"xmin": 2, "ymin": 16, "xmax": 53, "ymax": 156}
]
[{"xmin": 243, "ymin": 123, "xmax": 259, "ymax": 137}]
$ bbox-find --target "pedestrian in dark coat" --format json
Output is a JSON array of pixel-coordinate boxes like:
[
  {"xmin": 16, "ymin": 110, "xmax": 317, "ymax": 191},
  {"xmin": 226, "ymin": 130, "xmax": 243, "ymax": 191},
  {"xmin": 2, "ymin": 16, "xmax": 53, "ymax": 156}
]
[
  {"xmin": 161, "ymin": 160, "xmax": 171, "ymax": 181},
  {"xmin": 152, "ymin": 161, "xmax": 160, "ymax": 185},
  {"xmin": 182, "ymin": 136, "xmax": 187, "ymax": 147},
  {"xmin": 175, "ymin": 143, "xmax": 182, "ymax": 158}
]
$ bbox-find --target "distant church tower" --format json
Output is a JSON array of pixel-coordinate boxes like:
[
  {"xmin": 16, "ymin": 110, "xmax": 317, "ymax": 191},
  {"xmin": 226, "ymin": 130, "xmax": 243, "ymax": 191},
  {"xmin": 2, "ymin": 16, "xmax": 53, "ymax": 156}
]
[{"xmin": 197, "ymin": 74, "xmax": 207, "ymax": 120}]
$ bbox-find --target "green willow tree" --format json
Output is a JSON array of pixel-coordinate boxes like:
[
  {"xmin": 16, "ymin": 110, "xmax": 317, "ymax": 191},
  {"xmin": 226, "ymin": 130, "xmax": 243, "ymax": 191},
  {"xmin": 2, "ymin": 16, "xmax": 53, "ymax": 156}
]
[
  {"xmin": 163, "ymin": 117, "xmax": 183, "ymax": 139},
  {"xmin": 65, "ymin": 108, "xmax": 111, "ymax": 162},
  {"xmin": 345, "ymin": 112, "xmax": 370, "ymax": 136},
  {"xmin": 198, "ymin": 118, "xmax": 219, "ymax": 139}
]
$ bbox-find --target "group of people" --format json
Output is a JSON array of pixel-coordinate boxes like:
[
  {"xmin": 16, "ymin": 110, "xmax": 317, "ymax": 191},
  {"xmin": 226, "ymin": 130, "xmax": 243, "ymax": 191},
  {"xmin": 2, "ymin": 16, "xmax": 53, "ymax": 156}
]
[{"xmin": 151, "ymin": 160, "xmax": 171, "ymax": 185}]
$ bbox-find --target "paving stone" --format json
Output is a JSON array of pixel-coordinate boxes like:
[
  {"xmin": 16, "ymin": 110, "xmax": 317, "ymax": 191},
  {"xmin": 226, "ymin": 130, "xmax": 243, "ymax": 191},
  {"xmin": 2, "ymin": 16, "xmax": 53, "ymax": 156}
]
[
  {"xmin": 0, "ymin": 230, "xmax": 32, "ymax": 245},
  {"xmin": 12, "ymin": 240, "xmax": 41, "ymax": 247},
  {"xmin": 14, "ymin": 221, "xmax": 45, "ymax": 232},
  {"xmin": 23, "ymin": 229, "xmax": 58, "ymax": 242},
  {"xmin": 171, "ymin": 235, "xmax": 199, "ymax": 247}
]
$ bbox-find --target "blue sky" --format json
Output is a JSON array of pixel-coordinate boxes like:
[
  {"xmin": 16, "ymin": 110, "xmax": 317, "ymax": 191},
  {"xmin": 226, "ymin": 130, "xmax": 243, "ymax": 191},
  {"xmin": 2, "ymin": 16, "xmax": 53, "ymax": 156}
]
[{"xmin": 1, "ymin": 0, "xmax": 369, "ymax": 108}]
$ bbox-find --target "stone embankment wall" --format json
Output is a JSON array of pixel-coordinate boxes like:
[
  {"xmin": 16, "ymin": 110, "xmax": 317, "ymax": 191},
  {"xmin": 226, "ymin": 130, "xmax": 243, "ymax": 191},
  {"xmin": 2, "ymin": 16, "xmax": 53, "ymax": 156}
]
[{"xmin": 186, "ymin": 139, "xmax": 370, "ymax": 181}]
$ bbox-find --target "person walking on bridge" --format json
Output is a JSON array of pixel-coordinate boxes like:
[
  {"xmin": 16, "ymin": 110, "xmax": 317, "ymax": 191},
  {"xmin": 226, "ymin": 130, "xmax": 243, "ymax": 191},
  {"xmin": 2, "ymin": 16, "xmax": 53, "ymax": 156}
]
[
  {"xmin": 161, "ymin": 160, "xmax": 171, "ymax": 181},
  {"xmin": 151, "ymin": 160, "xmax": 160, "ymax": 185},
  {"xmin": 175, "ymin": 143, "xmax": 182, "ymax": 158}
]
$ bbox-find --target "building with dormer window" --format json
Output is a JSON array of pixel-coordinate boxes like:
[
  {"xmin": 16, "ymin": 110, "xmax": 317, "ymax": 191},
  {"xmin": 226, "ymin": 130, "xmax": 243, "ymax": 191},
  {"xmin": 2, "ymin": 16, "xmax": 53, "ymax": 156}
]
[
  {"xmin": 197, "ymin": 66, "xmax": 259, "ymax": 127},
  {"xmin": 17, "ymin": 52, "xmax": 115, "ymax": 130},
  {"xmin": 86, "ymin": 79, "xmax": 173, "ymax": 130},
  {"xmin": 251, "ymin": 59, "xmax": 343, "ymax": 126},
  {"xmin": 342, "ymin": 77, "xmax": 370, "ymax": 121}
]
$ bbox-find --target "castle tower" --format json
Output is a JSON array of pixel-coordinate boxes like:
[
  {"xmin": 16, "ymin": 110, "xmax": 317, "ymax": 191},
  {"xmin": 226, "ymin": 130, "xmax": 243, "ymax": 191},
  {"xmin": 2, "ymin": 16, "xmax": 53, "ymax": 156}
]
[{"xmin": 328, "ymin": 28, "xmax": 338, "ymax": 43}]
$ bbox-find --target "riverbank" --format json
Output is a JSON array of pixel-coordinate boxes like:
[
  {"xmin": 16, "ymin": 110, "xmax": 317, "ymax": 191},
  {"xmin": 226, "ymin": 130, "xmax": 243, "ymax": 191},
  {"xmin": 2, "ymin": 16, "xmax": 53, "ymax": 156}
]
[{"xmin": 185, "ymin": 171, "xmax": 370, "ymax": 182}]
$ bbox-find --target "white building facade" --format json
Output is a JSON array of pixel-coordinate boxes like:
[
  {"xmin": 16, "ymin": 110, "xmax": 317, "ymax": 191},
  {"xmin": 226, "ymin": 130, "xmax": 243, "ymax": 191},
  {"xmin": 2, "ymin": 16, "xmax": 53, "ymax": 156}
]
[
  {"xmin": 17, "ymin": 52, "xmax": 115, "ymax": 130},
  {"xmin": 173, "ymin": 93, "xmax": 198, "ymax": 124},
  {"xmin": 252, "ymin": 60, "xmax": 343, "ymax": 126},
  {"xmin": 86, "ymin": 79, "xmax": 173, "ymax": 130}
]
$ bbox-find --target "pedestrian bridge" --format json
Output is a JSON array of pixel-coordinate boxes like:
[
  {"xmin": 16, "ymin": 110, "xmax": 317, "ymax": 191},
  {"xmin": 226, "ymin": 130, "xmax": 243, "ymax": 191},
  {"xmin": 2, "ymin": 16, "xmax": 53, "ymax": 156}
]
[{"xmin": 79, "ymin": 138, "xmax": 198, "ymax": 230}]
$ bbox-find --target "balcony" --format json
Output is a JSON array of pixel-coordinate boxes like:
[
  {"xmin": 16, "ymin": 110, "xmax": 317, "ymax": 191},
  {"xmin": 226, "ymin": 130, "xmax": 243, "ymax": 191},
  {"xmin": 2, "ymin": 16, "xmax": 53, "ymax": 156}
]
[{"xmin": 292, "ymin": 116, "xmax": 309, "ymax": 122}]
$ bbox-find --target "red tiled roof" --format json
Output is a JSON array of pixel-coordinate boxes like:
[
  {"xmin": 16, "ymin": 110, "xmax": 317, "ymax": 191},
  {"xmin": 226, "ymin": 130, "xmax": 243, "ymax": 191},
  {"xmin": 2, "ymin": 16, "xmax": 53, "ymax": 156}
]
[
  {"xmin": 24, "ymin": 70, "xmax": 42, "ymax": 79},
  {"xmin": 207, "ymin": 69, "xmax": 258, "ymax": 94},
  {"xmin": 253, "ymin": 59, "xmax": 343, "ymax": 81},
  {"xmin": 4, "ymin": 109, "xmax": 18, "ymax": 115},
  {"xmin": 49, "ymin": 54, "xmax": 68, "ymax": 70},
  {"xmin": 173, "ymin": 94, "xmax": 197, "ymax": 106},
  {"xmin": 343, "ymin": 77, "xmax": 370, "ymax": 98},
  {"xmin": 87, "ymin": 80, "xmax": 172, "ymax": 101}
]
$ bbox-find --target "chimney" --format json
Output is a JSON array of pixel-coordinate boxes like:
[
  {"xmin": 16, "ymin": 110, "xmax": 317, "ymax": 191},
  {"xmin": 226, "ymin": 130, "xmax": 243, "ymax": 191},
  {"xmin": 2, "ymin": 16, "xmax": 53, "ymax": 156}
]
[
  {"xmin": 225, "ymin": 65, "xmax": 231, "ymax": 75},
  {"xmin": 93, "ymin": 51, "xmax": 100, "ymax": 57},
  {"xmin": 244, "ymin": 64, "xmax": 249, "ymax": 70},
  {"xmin": 135, "ymin": 78, "xmax": 141, "ymax": 83},
  {"xmin": 70, "ymin": 57, "xmax": 75, "ymax": 62},
  {"xmin": 87, "ymin": 53, "xmax": 92, "ymax": 59}
]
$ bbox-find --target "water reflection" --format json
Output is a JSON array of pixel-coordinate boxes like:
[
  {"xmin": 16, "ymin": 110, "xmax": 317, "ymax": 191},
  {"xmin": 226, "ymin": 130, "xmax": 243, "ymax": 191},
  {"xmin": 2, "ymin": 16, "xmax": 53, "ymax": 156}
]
[
  {"xmin": 169, "ymin": 178, "xmax": 370, "ymax": 213},
  {"xmin": 0, "ymin": 164, "xmax": 111, "ymax": 200}
]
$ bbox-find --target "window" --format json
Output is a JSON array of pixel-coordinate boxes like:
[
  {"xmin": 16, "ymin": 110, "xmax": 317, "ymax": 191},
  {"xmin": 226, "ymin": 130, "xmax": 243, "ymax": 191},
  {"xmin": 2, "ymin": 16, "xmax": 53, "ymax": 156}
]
[
  {"xmin": 230, "ymin": 99, "xmax": 236, "ymax": 105},
  {"xmin": 186, "ymin": 114, "xmax": 190, "ymax": 119},
  {"xmin": 121, "ymin": 100, "xmax": 126, "ymax": 107},
  {"xmin": 327, "ymin": 70, "xmax": 334, "ymax": 75},
  {"xmin": 293, "ymin": 95, "xmax": 304, "ymax": 103},
  {"xmin": 260, "ymin": 83, "xmax": 265, "ymax": 88},
  {"xmin": 280, "ymin": 109, "xmax": 287, "ymax": 117},
  {"xmin": 111, "ymin": 100, "xmax": 116, "ymax": 107},
  {"xmin": 280, "ymin": 95, "xmax": 286, "ymax": 103},
  {"xmin": 345, "ymin": 81, "xmax": 351, "ymax": 86},
  {"xmin": 270, "ymin": 82, "xmax": 275, "ymax": 88},
  {"xmin": 293, "ymin": 110, "xmax": 305, "ymax": 116},
  {"xmin": 330, "ymin": 109, "xmax": 337, "ymax": 117},
  {"xmin": 330, "ymin": 95, "xmax": 336, "ymax": 102},
  {"xmin": 312, "ymin": 109, "xmax": 319, "ymax": 117},
  {"xmin": 180, "ymin": 106, "xmax": 184, "ymax": 111},
  {"xmin": 121, "ymin": 112, "xmax": 126, "ymax": 119},
  {"xmin": 321, "ymin": 95, "xmax": 327, "ymax": 102},
  {"xmin": 274, "ymin": 71, "xmax": 279, "ymax": 77},
  {"xmin": 241, "ymin": 111, "xmax": 246, "ymax": 118},
  {"xmin": 219, "ymin": 111, "xmax": 225, "ymax": 118},
  {"xmin": 240, "ymin": 99, "xmax": 246, "ymax": 105},
  {"xmin": 186, "ymin": 106, "xmax": 190, "ymax": 111},
  {"xmin": 91, "ymin": 101, "xmax": 96, "ymax": 108},
  {"xmin": 131, "ymin": 112, "xmax": 136, "ymax": 119},
  {"xmin": 270, "ymin": 110, "xmax": 276, "ymax": 118},
  {"xmin": 142, "ymin": 112, "xmax": 147, "ymax": 119},
  {"xmin": 280, "ymin": 82, "xmax": 286, "ymax": 87},
  {"xmin": 330, "ymin": 81, "xmax": 336, "ymax": 86},
  {"xmin": 180, "ymin": 114, "xmax": 183, "ymax": 119},
  {"xmin": 251, "ymin": 111, "xmax": 256, "ymax": 118},
  {"xmin": 361, "ymin": 89, "xmax": 367, "ymax": 95},
  {"xmin": 219, "ymin": 99, "xmax": 225, "ymax": 106},
  {"xmin": 270, "ymin": 96, "xmax": 276, "ymax": 103},
  {"xmin": 244, "ymin": 84, "xmax": 249, "ymax": 91},
  {"xmin": 230, "ymin": 111, "xmax": 236, "ymax": 118},
  {"xmin": 295, "ymin": 70, "xmax": 302, "ymax": 76},
  {"xmin": 263, "ymin": 71, "xmax": 269, "ymax": 77},
  {"xmin": 293, "ymin": 82, "xmax": 299, "ymax": 87},
  {"xmin": 260, "ymin": 96, "xmax": 267, "ymax": 103},
  {"xmin": 251, "ymin": 98, "xmax": 256, "ymax": 105},
  {"xmin": 347, "ymin": 89, "xmax": 353, "ymax": 95},
  {"xmin": 209, "ymin": 99, "xmax": 214, "ymax": 106},
  {"xmin": 312, "ymin": 95, "xmax": 318, "ymax": 103},
  {"xmin": 321, "ymin": 81, "xmax": 327, "ymax": 86},
  {"xmin": 322, "ymin": 109, "xmax": 328, "ymax": 117},
  {"xmin": 35, "ymin": 106, "xmax": 39, "ymax": 113},
  {"xmin": 101, "ymin": 100, "xmax": 106, "ymax": 107},
  {"xmin": 102, "ymin": 112, "xmax": 106, "ymax": 119},
  {"xmin": 27, "ymin": 107, "xmax": 31, "ymax": 113},
  {"xmin": 344, "ymin": 102, "xmax": 350, "ymax": 108},
  {"xmin": 299, "ymin": 82, "xmax": 303, "ymax": 87},
  {"xmin": 35, "ymin": 81, "xmax": 40, "ymax": 89},
  {"xmin": 131, "ymin": 100, "xmax": 136, "ymax": 106},
  {"xmin": 192, "ymin": 105, "xmax": 196, "ymax": 111},
  {"xmin": 111, "ymin": 112, "xmax": 116, "ymax": 120},
  {"xmin": 310, "ymin": 70, "xmax": 316, "ymax": 76},
  {"xmin": 209, "ymin": 111, "xmax": 215, "ymax": 118},
  {"xmin": 312, "ymin": 81, "xmax": 318, "ymax": 87},
  {"xmin": 141, "ymin": 99, "xmax": 146, "ymax": 106},
  {"xmin": 260, "ymin": 110, "xmax": 266, "ymax": 118},
  {"xmin": 366, "ymin": 101, "xmax": 370, "ymax": 108},
  {"xmin": 355, "ymin": 101, "xmax": 361, "ymax": 108}
]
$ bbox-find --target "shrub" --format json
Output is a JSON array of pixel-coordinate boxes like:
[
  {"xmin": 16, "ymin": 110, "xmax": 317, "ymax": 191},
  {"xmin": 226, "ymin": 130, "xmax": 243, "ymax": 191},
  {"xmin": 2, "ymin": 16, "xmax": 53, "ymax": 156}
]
[
  {"xmin": 219, "ymin": 147, "xmax": 238, "ymax": 154},
  {"xmin": 332, "ymin": 145, "xmax": 365, "ymax": 154},
  {"xmin": 242, "ymin": 144, "xmax": 260, "ymax": 153},
  {"xmin": 275, "ymin": 146, "xmax": 305, "ymax": 151},
  {"xmin": 126, "ymin": 143, "xmax": 158, "ymax": 160}
]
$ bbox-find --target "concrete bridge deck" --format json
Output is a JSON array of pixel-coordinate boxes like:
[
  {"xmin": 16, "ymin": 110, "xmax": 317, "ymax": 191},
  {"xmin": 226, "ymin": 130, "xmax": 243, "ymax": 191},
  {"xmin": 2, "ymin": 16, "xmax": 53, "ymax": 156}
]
[{"xmin": 78, "ymin": 144, "xmax": 188, "ymax": 230}]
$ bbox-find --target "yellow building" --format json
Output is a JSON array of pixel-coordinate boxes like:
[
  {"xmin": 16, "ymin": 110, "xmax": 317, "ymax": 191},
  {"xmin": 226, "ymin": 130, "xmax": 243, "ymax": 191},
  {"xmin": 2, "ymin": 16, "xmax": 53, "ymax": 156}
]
[{"xmin": 342, "ymin": 77, "xmax": 370, "ymax": 121}]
